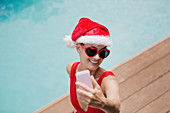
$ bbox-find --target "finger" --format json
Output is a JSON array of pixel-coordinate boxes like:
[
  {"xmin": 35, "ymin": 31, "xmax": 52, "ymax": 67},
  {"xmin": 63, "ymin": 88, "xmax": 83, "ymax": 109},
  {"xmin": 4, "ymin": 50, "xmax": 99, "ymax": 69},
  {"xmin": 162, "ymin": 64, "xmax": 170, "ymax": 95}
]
[
  {"xmin": 76, "ymin": 82, "xmax": 95, "ymax": 93},
  {"xmin": 77, "ymin": 88, "xmax": 94, "ymax": 99},
  {"xmin": 78, "ymin": 95, "xmax": 90, "ymax": 104},
  {"xmin": 77, "ymin": 91, "xmax": 91, "ymax": 105},
  {"xmin": 79, "ymin": 97, "xmax": 89, "ymax": 105},
  {"xmin": 91, "ymin": 76, "xmax": 100, "ymax": 89}
]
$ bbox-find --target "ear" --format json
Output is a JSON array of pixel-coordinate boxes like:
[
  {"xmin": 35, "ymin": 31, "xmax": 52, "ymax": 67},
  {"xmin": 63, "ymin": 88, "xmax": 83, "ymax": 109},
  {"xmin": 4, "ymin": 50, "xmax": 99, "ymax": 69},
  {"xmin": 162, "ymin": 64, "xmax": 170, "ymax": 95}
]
[{"xmin": 76, "ymin": 43, "xmax": 81, "ymax": 54}]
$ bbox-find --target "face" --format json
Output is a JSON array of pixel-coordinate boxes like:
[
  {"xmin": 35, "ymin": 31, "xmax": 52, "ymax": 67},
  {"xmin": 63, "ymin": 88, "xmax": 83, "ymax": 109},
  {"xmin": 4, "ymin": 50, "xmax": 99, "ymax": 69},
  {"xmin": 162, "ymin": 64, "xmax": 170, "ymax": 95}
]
[{"xmin": 76, "ymin": 43, "xmax": 109, "ymax": 71}]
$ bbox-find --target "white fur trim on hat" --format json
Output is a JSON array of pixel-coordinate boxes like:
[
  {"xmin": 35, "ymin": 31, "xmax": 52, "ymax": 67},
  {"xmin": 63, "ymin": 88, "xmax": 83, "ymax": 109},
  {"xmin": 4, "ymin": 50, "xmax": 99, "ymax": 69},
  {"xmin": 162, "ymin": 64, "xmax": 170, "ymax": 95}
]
[
  {"xmin": 63, "ymin": 35, "xmax": 76, "ymax": 48},
  {"xmin": 76, "ymin": 35, "xmax": 112, "ymax": 46}
]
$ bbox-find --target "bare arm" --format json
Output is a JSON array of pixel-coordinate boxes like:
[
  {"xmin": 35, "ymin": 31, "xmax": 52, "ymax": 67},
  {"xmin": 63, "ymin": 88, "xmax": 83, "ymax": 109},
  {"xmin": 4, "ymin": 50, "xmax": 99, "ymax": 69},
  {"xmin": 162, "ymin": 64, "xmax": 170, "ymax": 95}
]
[{"xmin": 101, "ymin": 75, "xmax": 120, "ymax": 113}]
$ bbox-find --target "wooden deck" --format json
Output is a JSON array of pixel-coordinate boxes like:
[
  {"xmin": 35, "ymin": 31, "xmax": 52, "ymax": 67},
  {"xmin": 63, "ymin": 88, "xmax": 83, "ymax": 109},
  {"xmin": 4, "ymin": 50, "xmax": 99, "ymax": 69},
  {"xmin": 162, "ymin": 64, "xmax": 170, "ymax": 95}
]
[{"xmin": 34, "ymin": 35, "xmax": 170, "ymax": 113}]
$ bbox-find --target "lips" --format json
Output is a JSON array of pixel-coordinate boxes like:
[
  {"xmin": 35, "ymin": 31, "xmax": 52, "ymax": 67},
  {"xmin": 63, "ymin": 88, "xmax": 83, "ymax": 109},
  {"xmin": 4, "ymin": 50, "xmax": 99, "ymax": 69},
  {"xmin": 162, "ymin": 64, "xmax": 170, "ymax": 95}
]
[{"xmin": 89, "ymin": 60, "xmax": 99, "ymax": 64}]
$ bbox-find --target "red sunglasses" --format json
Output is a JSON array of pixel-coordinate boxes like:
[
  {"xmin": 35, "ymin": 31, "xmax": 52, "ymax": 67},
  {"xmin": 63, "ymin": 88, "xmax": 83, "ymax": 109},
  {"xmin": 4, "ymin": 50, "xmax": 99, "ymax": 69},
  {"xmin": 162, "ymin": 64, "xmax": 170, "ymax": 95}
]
[{"xmin": 80, "ymin": 44, "xmax": 110, "ymax": 59}]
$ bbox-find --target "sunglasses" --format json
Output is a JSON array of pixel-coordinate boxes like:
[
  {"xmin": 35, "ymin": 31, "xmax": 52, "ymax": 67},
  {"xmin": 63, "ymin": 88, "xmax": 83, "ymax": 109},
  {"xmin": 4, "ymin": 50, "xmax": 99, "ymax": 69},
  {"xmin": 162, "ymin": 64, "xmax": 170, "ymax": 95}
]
[{"xmin": 80, "ymin": 44, "xmax": 110, "ymax": 59}]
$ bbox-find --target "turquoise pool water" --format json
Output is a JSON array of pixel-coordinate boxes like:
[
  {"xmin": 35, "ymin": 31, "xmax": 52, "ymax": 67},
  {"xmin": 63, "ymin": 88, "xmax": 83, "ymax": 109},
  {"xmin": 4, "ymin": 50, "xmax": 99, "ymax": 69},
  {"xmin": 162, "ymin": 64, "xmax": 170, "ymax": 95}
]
[{"xmin": 0, "ymin": 0, "xmax": 169, "ymax": 113}]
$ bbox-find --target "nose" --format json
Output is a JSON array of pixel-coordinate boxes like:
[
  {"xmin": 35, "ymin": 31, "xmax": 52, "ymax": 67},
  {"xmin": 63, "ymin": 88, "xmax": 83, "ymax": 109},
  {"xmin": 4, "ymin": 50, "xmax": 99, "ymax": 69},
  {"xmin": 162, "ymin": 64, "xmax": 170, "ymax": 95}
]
[{"xmin": 93, "ymin": 53, "xmax": 100, "ymax": 59}]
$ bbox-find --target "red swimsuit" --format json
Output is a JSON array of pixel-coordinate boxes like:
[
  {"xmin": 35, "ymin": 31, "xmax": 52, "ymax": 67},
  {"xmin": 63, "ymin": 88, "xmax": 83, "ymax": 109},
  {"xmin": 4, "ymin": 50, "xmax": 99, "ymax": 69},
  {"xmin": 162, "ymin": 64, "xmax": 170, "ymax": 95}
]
[{"xmin": 70, "ymin": 62, "xmax": 115, "ymax": 113}]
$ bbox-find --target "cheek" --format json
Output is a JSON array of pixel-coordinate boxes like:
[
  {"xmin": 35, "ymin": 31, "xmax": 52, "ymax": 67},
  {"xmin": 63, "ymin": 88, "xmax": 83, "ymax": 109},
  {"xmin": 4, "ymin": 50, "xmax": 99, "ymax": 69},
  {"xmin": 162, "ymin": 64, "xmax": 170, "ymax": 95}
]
[
  {"xmin": 99, "ymin": 59, "xmax": 104, "ymax": 63},
  {"xmin": 79, "ymin": 51, "xmax": 88, "ymax": 62},
  {"xmin": 97, "ymin": 59, "xmax": 103, "ymax": 66},
  {"xmin": 80, "ymin": 49, "xmax": 88, "ymax": 58}
]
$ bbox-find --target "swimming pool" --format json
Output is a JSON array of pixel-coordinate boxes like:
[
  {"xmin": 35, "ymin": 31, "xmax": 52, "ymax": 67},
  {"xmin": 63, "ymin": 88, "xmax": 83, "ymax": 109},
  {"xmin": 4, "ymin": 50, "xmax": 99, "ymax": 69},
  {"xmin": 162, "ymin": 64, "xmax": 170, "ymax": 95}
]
[{"xmin": 0, "ymin": 0, "xmax": 169, "ymax": 113}]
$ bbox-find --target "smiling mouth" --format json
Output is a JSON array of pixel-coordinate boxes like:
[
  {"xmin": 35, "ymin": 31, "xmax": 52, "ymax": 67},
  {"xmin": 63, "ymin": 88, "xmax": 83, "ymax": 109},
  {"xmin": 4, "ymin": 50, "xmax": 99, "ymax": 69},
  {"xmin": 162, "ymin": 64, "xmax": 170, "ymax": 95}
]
[{"xmin": 89, "ymin": 60, "xmax": 99, "ymax": 64}]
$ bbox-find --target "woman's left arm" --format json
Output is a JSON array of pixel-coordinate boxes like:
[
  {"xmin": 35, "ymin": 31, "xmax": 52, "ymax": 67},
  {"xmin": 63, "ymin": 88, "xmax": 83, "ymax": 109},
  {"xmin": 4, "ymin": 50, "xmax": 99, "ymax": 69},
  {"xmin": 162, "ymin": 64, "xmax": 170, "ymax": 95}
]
[{"xmin": 76, "ymin": 75, "xmax": 120, "ymax": 113}]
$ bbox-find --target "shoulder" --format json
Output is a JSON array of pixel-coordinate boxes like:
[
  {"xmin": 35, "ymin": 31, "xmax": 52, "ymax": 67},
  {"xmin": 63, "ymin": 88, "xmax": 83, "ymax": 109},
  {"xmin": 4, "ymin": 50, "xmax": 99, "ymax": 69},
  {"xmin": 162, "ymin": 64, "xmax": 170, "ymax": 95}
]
[
  {"xmin": 66, "ymin": 62, "xmax": 74, "ymax": 75},
  {"xmin": 103, "ymin": 74, "xmax": 117, "ymax": 83},
  {"xmin": 96, "ymin": 68, "xmax": 114, "ymax": 82},
  {"xmin": 100, "ymin": 71, "xmax": 119, "ymax": 91},
  {"xmin": 101, "ymin": 72, "xmax": 119, "ymax": 93},
  {"xmin": 102, "ymin": 71, "xmax": 117, "ymax": 86}
]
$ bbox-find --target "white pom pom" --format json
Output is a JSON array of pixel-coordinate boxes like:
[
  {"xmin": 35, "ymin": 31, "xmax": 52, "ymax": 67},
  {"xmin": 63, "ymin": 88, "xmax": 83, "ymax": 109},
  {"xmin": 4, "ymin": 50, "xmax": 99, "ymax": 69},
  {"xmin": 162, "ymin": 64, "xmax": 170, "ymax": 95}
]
[{"xmin": 63, "ymin": 35, "xmax": 76, "ymax": 48}]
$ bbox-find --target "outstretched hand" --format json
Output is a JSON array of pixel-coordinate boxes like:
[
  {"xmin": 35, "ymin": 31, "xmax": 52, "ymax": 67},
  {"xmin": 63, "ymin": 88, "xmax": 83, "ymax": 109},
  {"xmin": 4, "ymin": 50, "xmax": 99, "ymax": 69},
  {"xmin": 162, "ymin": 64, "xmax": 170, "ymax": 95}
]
[{"xmin": 76, "ymin": 76, "xmax": 106, "ymax": 109}]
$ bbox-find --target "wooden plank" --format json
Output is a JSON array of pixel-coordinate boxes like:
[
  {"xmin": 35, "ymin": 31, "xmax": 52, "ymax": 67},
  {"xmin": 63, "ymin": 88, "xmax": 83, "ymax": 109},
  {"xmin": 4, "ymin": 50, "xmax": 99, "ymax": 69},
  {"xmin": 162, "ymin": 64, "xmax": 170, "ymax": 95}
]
[
  {"xmin": 136, "ymin": 90, "xmax": 170, "ymax": 113},
  {"xmin": 111, "ymin": 35, "xmax": 170, "ymax": 83},
  {"xmin": 34, "ymin": 93, "xmax": 74, "ymax": 113},
  {"xmin": 121, "ymin": 72, "xmax": 170, "ymax": 113},
  {"xmin": 120, "ymin": 54, "xmax": 170, "ymax": 101}
]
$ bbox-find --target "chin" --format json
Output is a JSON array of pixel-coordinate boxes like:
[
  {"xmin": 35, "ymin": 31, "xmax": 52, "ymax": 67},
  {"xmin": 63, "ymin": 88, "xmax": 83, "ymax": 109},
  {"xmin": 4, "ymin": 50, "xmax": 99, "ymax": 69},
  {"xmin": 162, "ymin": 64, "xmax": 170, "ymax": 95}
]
[
  {"xmin": 87, "ymin": 61, "xmax": 101, "ymax": 71},
  {"xmin": 88, "ymin": 66, "xmax": 98, "ymax": 71}
]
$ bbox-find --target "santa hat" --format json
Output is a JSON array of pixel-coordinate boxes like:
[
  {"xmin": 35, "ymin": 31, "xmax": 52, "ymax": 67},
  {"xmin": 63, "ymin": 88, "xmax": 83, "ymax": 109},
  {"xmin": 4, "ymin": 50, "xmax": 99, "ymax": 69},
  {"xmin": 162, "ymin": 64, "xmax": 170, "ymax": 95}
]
[{"xmin": 64, "ymin": 17, "xmax": 112, "ymax": 48}]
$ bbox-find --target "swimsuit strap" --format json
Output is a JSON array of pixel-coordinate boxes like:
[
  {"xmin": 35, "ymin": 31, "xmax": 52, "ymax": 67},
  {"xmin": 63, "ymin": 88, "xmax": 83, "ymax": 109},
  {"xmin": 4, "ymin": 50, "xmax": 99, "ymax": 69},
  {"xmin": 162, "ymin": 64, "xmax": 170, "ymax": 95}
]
[
  {"xmin": 70, "ymin": 62, "xmax": 85, "ymax": 112},
  {"xmin": 98, "ymin": 71, "xmax": 115, "ymax": 86}
]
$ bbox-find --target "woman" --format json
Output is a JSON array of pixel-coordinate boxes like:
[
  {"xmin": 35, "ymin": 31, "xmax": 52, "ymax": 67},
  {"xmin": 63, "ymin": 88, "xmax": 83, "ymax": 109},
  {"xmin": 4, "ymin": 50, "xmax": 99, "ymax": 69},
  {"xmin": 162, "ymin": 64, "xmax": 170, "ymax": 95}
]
[{"xmin": 64, "ymin": 17, "xmax": 120, "ymax": 113}]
